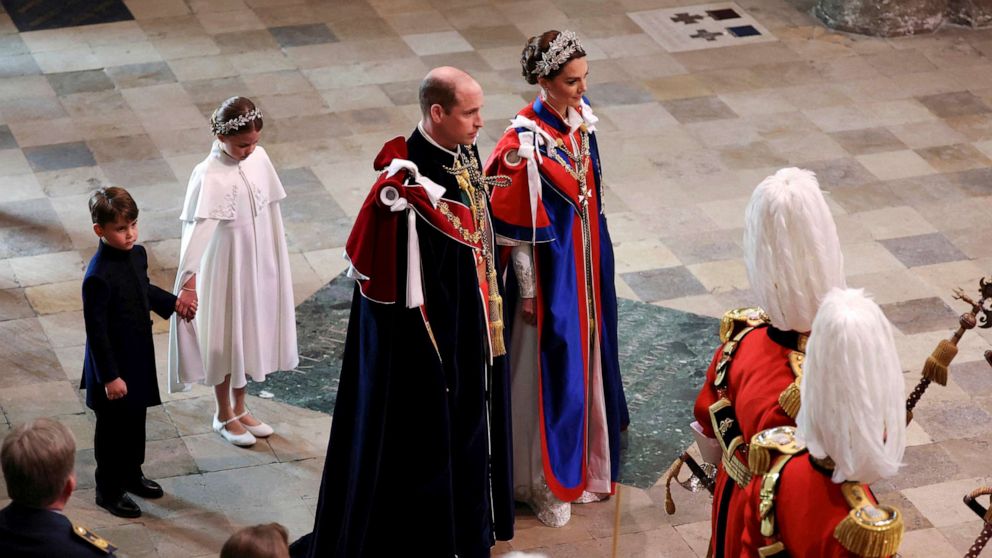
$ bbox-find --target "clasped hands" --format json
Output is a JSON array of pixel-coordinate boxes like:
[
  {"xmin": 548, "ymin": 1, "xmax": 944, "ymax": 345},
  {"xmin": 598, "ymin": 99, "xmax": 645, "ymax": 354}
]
[{"xmin": 176, "ymin": 287, "xmax": 197, "ymax": 321}]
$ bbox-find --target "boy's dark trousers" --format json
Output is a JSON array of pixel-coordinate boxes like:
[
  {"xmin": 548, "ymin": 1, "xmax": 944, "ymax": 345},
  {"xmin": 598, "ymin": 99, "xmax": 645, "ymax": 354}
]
[{"xmin": 93, "ymin": 401, "xmax": 147, "ymax": 499}]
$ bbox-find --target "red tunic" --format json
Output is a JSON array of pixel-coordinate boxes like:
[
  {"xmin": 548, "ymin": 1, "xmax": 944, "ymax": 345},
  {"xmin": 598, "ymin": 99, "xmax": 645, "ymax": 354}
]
[
  {"xmin": 692, "ymin": 327, "xmax": 802, "ymax": 558},
  {"xmin": 740, "ymin": 453, "xmax": 887, "ymax": 558}
]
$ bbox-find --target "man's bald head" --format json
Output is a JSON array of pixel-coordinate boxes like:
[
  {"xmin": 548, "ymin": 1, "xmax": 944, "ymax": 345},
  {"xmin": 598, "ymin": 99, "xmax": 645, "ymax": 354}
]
[
  {"xmin": 419, "ymin": 66, "xmax": 484, "ymax": 149},
  {"xmin": 418, "ymin": 66, "xmax": 480, "ymax": 118}
]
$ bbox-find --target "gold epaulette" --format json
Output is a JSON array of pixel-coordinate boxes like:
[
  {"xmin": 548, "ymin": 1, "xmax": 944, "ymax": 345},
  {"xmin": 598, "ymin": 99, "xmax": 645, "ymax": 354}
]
[
  {"xmin": 73, "ymin": 522, "xmax": 117, "ymax": 554},
  {"xmin": 778, "ymin": 351, "xmax": 804, "ymax": 419},
  {"xmin": 834, "ymin": 484, "xmax": 904, "ymax": 557},
  {"xmin": 749, "ymin": 426, "xmax": 805, "ymax": 476},
  {"xmin": 720, "ymin": 307, "xmax": 770, "ymax": 343}
]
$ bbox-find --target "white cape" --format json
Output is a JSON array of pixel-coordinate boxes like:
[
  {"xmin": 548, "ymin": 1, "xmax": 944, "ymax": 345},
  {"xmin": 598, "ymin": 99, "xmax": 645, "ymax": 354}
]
[{"xmin": 167, "ymin": 142, "xmax": 299, "ymax": 393}]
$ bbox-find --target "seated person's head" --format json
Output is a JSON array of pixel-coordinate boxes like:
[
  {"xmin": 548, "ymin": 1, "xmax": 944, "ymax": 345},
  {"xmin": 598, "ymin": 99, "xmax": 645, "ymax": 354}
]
[
  {"xmin": 1, "ymin": 418, "xmax": 77, "ymax": 509},
  {"xmin": 220, "ymin": 523, "xmax": 290, "ymax": 558}
]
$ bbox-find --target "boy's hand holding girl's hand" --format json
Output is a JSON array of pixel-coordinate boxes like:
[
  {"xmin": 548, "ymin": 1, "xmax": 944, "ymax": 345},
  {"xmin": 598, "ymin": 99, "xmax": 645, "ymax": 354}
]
[
  {"xmin": 105, "ymin": 377, "xmax": 127, "ymax": 400},
  {"xmin": 176, "ymin": 279, "xmax": 197, "ymax": 321},
  {"xmin": 176, "ymin": 292, "xmax": 197, "ymax": 321}
]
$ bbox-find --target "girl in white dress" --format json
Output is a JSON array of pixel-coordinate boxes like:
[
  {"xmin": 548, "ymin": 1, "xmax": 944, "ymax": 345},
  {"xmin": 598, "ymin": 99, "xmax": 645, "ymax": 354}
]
[{"xmin": 169, "ymin": 96, "xmax": 299, "ymax": 447}]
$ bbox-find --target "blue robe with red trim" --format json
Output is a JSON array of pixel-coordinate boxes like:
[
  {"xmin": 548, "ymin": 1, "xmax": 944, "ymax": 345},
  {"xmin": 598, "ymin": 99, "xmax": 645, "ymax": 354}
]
[
  {"xmin": 292, "ymin": 129, "xmax": 513, "ymax": 558},
  {"xmin": 485, "ymin": 97, "xmax": 629, "ymax": 502}
]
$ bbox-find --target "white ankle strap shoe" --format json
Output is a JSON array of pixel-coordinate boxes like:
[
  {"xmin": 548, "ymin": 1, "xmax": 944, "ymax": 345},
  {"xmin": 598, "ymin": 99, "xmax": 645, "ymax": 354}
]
[{"xmin": 212, "ymin": 413, "xmax": 257, "ymax": 447}]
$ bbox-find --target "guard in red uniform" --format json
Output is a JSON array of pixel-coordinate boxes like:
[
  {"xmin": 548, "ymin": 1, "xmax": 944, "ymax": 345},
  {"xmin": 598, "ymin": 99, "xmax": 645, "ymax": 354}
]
[
  {"xmin": 740, "ymin": 288, "xmax": 906, "ymax": 557},
  {"xmin": 692, "ymin": 167, "xmax": 846, "ymax": 558}
]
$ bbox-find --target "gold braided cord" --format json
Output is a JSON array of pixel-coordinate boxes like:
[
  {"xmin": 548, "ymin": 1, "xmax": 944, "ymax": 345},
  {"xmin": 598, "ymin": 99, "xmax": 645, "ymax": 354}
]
[{"xmin": 444, "ymin": 150, "xmax": 506, "ymax": 357}]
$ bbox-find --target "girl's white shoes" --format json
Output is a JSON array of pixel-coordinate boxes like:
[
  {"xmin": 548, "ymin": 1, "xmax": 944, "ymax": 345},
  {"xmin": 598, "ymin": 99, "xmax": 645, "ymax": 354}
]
[
  {"xmin": 243, "ymin": 419, "xmax": 274, "ymax": 438},
  {"xmin": 212, "ymin": 412, "xmax": 257, "ymax": 447}
]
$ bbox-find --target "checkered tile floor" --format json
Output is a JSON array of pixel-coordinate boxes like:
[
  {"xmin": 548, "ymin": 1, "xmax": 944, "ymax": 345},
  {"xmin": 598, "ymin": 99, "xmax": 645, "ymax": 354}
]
[{"xmin": 0, "ymin": 0, "xmax": 991, "ymax": 555}]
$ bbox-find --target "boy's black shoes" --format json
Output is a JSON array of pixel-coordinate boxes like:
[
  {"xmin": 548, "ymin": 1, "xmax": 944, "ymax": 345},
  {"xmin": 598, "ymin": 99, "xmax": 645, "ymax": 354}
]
[
  {"xmin": 96, "ymin": 493, "xmax": 142, "ymax": 518},
  {"xmin": 126, "ymin": 475, "xmax": 164, "ymax": 499}
]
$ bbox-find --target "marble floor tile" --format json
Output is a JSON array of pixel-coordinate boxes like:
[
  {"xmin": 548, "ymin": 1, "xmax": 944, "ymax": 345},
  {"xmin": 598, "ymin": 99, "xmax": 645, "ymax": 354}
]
[
  {"xmin": 24, "ymin": 279, "xmax": 84, "ymax": 314},
  {"xmin": 841, "ymin": 241, "xmax": 907, "ymax": 276},
  {"xmin": 0, "ymin": 288, "xmax": 35, "ymax": 321},
  {"xmin": 621, "ymin": 266, "xmax": 709, "ymax": 303},
  {"xmin": 863, "ymin": 48, "xmax": 939, "ymax": 77},
  {"xmin": 104, "ymin": 61, "xmax": 178, "ymax": 89},
  {"xmin": 644, "ymin": 74, "xmax": 713, "ymax": 101},
  {"xmin": 0, "ymin": 53, "xmax": 43, "ymax": 77},
  {"xmin": 402, "ymin": 30, "xmax": 473, "ymax": 56},
  {"xmin": 915, "ymin": 143, "xmax": 992, "ymax": 173},
  {"xmin": 880, "ymin": 297, "xmax": 959, "ymax": 335},
  {"xmin": 829, "ymin": 126, "xmax": 908, "ymax": 155},
  {"xmin": 660, "ymin": 95, "xmax": 737, "ymax": 124},
  {"xmin": 854, "ymin": 205, "xmax": 937, "ymax": 240},
  {"xmin": 880, "ymin": 232, "xmax": 969, "ymax": 268},
  {"xmin": 0, "ymin": 126, "xmax": 17, "ymax": 150},
  {"xmin": 183, "ymin": 432, "xmax": 279, "ymax": 473},
  {"xmin": 903, "ymin": 477, "xmax": 992, "ymax": 528},
  {"xmin": 23, "ymin": 141, "xmax": 98, "ymax": 172},
  {"xmin": 612, "ymin": 239, "xmax": 681, "ymax": 274},
  {"xmin": 268, "ymin": 23, "xmax": 337, "ymax": 48},
  {"xmin": 944, "ymin": 113, "xmax": 992, "ymax": 142},
  {"xmin": 9, "ymin": 250, "xmax": 84, "ymax": 286},
  {"xmin": 795, "ymin": 156, "xmax": 877, "ymax": 188},
  {"xmin": 718, "ymin": 141, "xmax": 788, "ymax": 170},
  {"xmin": 0, "ymin": 379, "xmax": 85, "ymax": 423},
  {"xmin": 918, "ymin": 90, "xmax": 992, "ymax": 119},
  {"xmin": 856, "ymin": 149, "xmax": 937, "ymax": 180}
]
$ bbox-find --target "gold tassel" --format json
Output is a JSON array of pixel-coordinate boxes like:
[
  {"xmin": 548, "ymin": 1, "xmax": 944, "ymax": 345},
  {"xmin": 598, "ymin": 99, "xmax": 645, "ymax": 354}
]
[
  {"xmin": 489, "ymin": 293, "xmax": 506, "ymax": 357},
  {"xmin": 833, "ymin": 511, "xmax": 904, "ymax": 557},
  {"xmin": 922, "ymin": 339, "xmax": 956, "ymax": 386},
  {"xmin": 749, "ymin": 444, "xmax": 771, "ymax": 476},
  {"xmin": 778, "ymin": 380, "xmax": 801, "ymax": 419},
  {"xmin": 661, "ymin": 456, "xmax": 685, "ymax": 515}
]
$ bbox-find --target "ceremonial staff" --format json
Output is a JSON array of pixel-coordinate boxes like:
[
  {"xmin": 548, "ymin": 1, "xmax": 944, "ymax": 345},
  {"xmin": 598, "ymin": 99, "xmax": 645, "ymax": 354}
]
[
  {"xmin": 906, "ymin": 276, "xmax": 992, "ymax": 423},
  {"xmin": 964, "ymin": 486, "xmax": 992, "ymax": 557}
]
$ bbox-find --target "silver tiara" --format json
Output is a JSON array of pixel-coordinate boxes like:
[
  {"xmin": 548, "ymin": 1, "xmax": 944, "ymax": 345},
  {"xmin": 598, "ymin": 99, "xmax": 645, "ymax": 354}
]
[
  {"xmin": 533, "ymin": 30, "xmax": 582, "ymax": 77},
  {"xmin": 211, "ymin": 108, "xmax": 263, "ymax": 135}
]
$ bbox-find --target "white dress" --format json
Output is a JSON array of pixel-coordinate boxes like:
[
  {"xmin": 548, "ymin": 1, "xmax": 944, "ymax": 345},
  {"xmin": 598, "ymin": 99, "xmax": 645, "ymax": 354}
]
[{"xmin": 167, "ymin": 142, "xmax": 299, "ymax": 392}]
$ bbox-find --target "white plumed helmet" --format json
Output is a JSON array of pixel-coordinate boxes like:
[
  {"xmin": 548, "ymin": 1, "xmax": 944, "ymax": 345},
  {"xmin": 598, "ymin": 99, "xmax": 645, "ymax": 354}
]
[
  {"xmin": 743, "ymin": 167, "xmax": 846, "ymax": 332},
  {"xmin": 797, "ymin": 287, "xmax": 906, "ymax": 484}
]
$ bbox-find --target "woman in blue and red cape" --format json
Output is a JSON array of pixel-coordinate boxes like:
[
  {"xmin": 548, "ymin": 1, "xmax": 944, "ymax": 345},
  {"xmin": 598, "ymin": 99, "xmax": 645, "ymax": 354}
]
[{"xmin": 484, "ymin": 29, "xmax": 629, "ymax": 527}]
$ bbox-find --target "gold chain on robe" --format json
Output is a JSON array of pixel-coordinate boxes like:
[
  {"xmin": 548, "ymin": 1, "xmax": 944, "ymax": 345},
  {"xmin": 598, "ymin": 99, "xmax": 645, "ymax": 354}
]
[{"xmin": 446, "ymin": 150, "xmax": 507, "ymax": 357}]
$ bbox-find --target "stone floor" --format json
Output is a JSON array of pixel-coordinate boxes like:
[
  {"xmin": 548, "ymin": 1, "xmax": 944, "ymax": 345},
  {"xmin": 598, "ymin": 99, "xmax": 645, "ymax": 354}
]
[{"xmin": 1, "ymin": 0, "xmax": 992, "ymax": 556}]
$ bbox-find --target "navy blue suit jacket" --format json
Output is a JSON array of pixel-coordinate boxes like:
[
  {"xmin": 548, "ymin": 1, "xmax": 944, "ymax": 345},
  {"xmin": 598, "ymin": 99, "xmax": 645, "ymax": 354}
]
[
  {"xmin": 0, "ymin": 502, "xmax": 116, "ymax": 557},
  {"xmin": 80, "ymin": 242, "xmax": 176, "ymax": 410}
]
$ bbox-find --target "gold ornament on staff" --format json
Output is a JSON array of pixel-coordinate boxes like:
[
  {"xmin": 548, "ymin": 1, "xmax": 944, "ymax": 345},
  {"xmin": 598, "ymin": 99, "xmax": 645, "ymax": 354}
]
[{"xmin": 905, "ymin": 276, "xmax": 992, "ymax": 423}]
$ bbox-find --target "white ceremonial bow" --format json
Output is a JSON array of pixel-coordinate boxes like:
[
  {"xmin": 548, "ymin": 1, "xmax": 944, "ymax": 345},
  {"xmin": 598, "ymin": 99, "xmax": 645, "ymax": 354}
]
[
  {"xmin": 377, "ymin": 158, "xmax": 449, "ymax": 309},
  {"xmin": 506, "ymin": 116, "xmax": 555, "ymax": 244}
]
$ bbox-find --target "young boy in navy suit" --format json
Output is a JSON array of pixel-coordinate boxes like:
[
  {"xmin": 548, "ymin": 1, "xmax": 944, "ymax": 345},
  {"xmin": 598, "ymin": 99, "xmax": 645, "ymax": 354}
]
[{"xmin": 81, "ymin": 187, "xmax": 195, "ymax": 518}]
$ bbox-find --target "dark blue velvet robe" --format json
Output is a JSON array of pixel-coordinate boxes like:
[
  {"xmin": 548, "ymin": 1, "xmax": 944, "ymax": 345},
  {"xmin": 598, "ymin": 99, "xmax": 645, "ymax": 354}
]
[{"xmin": 292, "ymin": 129, "xmax": 513, "ymax": 558}]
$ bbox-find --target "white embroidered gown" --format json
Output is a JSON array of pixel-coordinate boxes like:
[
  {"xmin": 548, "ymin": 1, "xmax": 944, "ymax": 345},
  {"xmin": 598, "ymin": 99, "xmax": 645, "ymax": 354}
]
[{"xmin": 168, "ymin": 142, "xmax": 299, "ymax": 392}]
